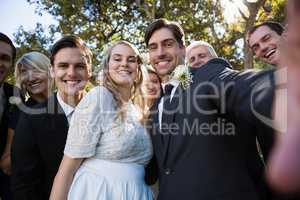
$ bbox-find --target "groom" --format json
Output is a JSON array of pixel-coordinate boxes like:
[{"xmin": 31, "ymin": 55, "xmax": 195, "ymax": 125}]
[{"xmin": 145, "ymin": 19, "xmax": 276, "ymax": 200}]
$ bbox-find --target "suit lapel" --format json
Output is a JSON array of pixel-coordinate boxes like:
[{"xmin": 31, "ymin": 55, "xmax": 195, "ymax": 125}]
[
  {"xmin": 149, "ymin": 97, "xmax": 165, "ymax": 162},
  {"xmin": 46, "ymin": 94, "xmax": 69, "ymax": 130},
  {"xmin": 161, "ymin": 85, "xmax": 183, "ymax": 167}
]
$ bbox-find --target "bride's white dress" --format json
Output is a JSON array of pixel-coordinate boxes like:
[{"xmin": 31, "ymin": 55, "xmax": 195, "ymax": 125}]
[{"xmin": 64, "ymin": 86, "xmax": 153, "ymax": 200}]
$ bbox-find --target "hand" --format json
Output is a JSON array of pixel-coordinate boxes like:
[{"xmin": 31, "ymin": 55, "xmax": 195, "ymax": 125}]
[
  {"xmin": 267, "ymin": 2, "xmax": 300, "ymax": 192},
  {"xmin": 0, "ymin": 154, "xmax": 12, "ymax": 176}
]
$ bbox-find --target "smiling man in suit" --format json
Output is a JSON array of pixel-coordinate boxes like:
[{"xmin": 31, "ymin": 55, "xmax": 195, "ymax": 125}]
[
  {"xmin": 247, "ymin": 21, "xmax": 284, "ymax": 67},
  {"xmin": 0, "ymin": 32, "xmax": 17, "ymax": 200},
  {"xmin": 145, "ymin": 18, "xmax": 276, "ymax": 200},
  {"xmin": 11, "ymin": 35, "xmax": 92, "ymax": 200}
]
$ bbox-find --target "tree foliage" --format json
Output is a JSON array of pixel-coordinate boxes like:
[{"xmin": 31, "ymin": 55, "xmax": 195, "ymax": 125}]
[{"xmin": 11, "ymin": 0, "xmax": 286, "ymax": 77}]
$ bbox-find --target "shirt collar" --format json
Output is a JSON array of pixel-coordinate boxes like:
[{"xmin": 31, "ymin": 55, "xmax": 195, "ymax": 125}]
[
  {"xmin": 162, "ymin": 79, "xmax": 180, "ymax": 92},
  {"xmin": 56, "ymin": 92, "xmax": 75, "ymax": 117}
]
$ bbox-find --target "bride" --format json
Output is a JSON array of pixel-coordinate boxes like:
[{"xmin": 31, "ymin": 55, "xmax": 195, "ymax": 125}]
[{"xmin": 50, "ymin": 40, "xmax": 153, "ymax": 200}]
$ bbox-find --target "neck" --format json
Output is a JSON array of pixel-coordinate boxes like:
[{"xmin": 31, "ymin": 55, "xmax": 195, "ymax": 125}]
[
  {"xmin": 31, "ymin": 90, "xmax": 49, "ymax": 103},
  {"xmin": 118, "ymin": 86, "xmax": 131, "ymax": 102},
  {"xmin": 31, "ymin": 94, "xmax": 47, "ymax": 103},
  {"xmin": 59, "ymin": 91, "xmax": 85, "ymax": 107},
  {"xmin": 161, "ymin": 76, "xmax": 170, "ymax": 84}
]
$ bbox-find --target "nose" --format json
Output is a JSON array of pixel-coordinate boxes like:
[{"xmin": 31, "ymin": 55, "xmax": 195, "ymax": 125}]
[
  {"xmin": 120, "ymin": 59, "xmax": 128, "ymax": 67},
  {"xmin": 192, "ymin": 57, "xmax": 201, "ymax": 68},
  {"xmin": 67, "ymin": 66, "xmax": 76, "ymax": 77},
  {"xmin": 156, "ymin": 45, "xmax": 166, "ymax": 59},
  {"xmin": 26, "ymin": 70, "xmax": 35, "ymax": 81},
  {"xmin": 260, "ymin": 43, "xmax": 269, "ymax": 56}
]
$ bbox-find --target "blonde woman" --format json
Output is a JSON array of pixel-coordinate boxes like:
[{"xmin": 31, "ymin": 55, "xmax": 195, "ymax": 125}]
[
  {"xmin": 0, "ymin": 52, "xmax": 52, "ymax": 176},
  {"xmin": 15, "ymin": 51, "xmax": 53, "ymax": 103},
  {"xmin": 50, "ymin": 41, "xmax": 153, "ymax": 200},
  {"xmin": 142, "ymin": 65, "xmax": 162, "ymax": 110}
]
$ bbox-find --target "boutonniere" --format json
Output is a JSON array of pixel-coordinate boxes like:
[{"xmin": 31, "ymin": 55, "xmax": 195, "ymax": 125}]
[{"xmin": 169, "ymin": 64, "xmax": 193, "ymax": 89}]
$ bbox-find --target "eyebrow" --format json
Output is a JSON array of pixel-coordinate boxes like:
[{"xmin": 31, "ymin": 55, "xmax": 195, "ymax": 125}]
[
  {"xmin": 112, "ymin": 54, "xmax": 137, "ymax": 58},
  {"xmin": 0, "ymin": 53, "xmax": 12, "ymax": 60},
  {"xmin": 56, "ymin": 61, "xmax": 86, "ymax": 65},
  {"xmin": 148, "ymin": 38, "xmax": 176, "ymax": 46}
]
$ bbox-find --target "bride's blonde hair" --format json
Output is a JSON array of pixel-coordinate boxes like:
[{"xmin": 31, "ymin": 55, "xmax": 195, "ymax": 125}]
[{"xmin": 99, "ymin": 40, "xmax": 146, "ymax": 121}]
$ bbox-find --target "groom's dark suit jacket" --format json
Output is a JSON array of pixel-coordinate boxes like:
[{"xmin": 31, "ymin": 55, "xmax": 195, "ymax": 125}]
[
  {"xmin": 148, "ymin": 58, "xmax": 276, "ymax": 200},
  {"xmin": 11, "ymin": 94, "xmax": 69, "ymax": 200}
]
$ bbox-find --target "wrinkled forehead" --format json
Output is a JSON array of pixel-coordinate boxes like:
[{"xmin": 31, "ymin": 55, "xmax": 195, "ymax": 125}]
[{"xmin": 187, "ymin": 45, "xmax": 209, "ymax": 57}]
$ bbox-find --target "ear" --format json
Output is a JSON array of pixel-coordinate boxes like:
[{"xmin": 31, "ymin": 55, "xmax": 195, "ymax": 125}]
[{"xmin": 282, "ymin": 28, "xmax": 288, "ymax": 40}]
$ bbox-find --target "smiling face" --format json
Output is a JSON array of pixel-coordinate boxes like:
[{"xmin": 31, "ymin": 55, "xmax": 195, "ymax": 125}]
[
  {"xmin": 248, "ymin": 25, "xmax": 281, "ymax": 66},
  {"xmin": 0, "ymin": 41, "xmax": 13, "ymax": 84},
  {"xmin": 143, "ymin": 72, "xmax": 161, "ymax": 100},
  {"xmin": 148, "ymin": 28, "xmax": 185, "ymax": 82},
  {"xmin": 187, "ymin": 45, "xmax": 212, "ymax": 68},
  {"xmin": 108, "ymin": 44, "xmax": 139, "ymax": 87},
  {"xmin": 50, "ymin": 47, "xmax": 92, "ymax": 102},
  {"xmin": 20, "ymin": 64, "xmax": 48, "ymax": 101}
]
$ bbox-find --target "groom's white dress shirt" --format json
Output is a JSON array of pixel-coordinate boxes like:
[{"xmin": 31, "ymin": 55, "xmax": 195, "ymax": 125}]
[
  {"xmin": 158, "ymin": 79, "xmax": 180, "ymax": 129},
  {"xmin": 57, "ymin": 92, "xmax": 75, "ymax": 125}
]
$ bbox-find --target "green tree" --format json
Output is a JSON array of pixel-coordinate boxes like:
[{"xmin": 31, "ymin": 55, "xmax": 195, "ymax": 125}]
[{"xmin": 12, "ymin": 0, "xmax": 286, "ymax": 73}]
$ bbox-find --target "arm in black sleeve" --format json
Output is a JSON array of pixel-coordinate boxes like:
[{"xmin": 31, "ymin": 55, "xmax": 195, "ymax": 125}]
[
  {"xmin": 145, "ymin": 155, "xmax": 158, "ymax": 185},
  {"xmin": 197, "ymin": 59, "xmax": 276, "ymax": 159},
  {"xmin": 11, "ymin": 112, "xmax": 43, "ymax": 200}
]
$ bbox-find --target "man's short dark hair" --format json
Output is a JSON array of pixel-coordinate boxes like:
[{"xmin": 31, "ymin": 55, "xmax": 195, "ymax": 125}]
[
  {"xmin": 0, "ymin": 32, "xmax": 16, "ymax": 63},
  {"xmin": 247, "ymin": 21, "xmax": 284, "ymax": 44},
  {"xmin": 50, "ymin": 35, "xmax": 92, "ymax": 65},
  {"xmin": 144, "ymin": 18, "xmax": 185, "ymax": 47}
]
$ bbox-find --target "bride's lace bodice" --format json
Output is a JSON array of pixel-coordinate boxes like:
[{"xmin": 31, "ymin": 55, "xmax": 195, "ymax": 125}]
[{"xmin": 64, "ymin": 86, "xmax": 153, "ymax": 165}]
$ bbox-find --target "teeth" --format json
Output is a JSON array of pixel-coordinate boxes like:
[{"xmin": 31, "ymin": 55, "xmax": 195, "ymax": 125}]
[
  {"xmin": 31, "ymin": 83, "xmax": 40, "ymax": 87},
  {"xmin": 119, "ymin": 71, "xmax": 130, "ymax": 75},
  {"xmin": 158, "ymin": 61, "xmax": 168, "ymax": 65},
  {"xmin": 265, "ymin": 49, "xmax": 276, "ymax": 58},
  {"xmin": 65, "ymin": 80, "xmax": 79, "ymax": 84}
]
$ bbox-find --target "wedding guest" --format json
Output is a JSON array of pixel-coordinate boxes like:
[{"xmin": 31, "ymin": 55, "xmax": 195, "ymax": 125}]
[
  {"xmin": 186, "ymin": 40, "xmax": 217, "ymax": 68},
  {"xmin": 50, "ymin": 40, "xmax": 153, "ymax": 200},
  {"xmin": 11, "ymin": 35, "xmax": 92, "ymax": 200},
  {"xmin": 1, "ymin": 51, "xmax": 52, "ymax": 186},
  {"xmin": 145, "ymin": 18, "xmax": 276, "ymax": 200},
  {"xmin": 142, "ymin": 65, "xmax": 161, "ymax": 110},
  {"xmin": 0, "ymin": 32, "xmax": 16, "ymax": 200},
  {"xmin": 247, "ymin": 21, "xmax": 284, "ymax": 67},
  {"xmin": 267, "ymin": 0, "xmax": 300, "ymax": 193}
]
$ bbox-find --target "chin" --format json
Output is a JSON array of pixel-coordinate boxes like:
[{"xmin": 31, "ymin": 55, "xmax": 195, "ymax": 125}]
[{"xmin": 115, "ymin": 79, "xmax": 134, "ymax": 86}]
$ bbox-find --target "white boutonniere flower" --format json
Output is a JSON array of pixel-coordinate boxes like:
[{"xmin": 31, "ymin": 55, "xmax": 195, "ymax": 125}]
[{"xmin": 169, "ymin": 64, "xmax": 193, "ymax": 89}]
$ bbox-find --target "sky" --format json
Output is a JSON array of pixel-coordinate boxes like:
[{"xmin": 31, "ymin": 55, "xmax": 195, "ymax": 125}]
[
  {"xmin": 0, "ymin": 0, "xmax": 56, "ymax": 39},
  {"xmin": 0, "ymin": 0, "xmax": 244, "ymax": 45}
]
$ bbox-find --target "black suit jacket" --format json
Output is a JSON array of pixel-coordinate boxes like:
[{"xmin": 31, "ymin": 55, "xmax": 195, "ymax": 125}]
[
  {"xmin": 0, "ymin": 83, "xmax": 15, "ymax": 157},
  {"xmin": 11, "ymin": 94, "xmax": 69, "ymax": 200},
  {"xmin": 149, "ymin": 58, "xmax": 276, "ymax": 200}
]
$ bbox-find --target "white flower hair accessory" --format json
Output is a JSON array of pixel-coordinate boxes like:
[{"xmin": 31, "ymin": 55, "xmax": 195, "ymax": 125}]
[{"xmin": 169, "ymin": 64, "xmax": 193, "ymax": 89}]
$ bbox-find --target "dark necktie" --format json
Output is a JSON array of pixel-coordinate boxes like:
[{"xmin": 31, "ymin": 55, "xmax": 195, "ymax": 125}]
[
  {"xmin": 161, "ymin": 84, "xmax": 174, "ymax": 143},
  {"xmin": 163, "ymin": 84, "xmax": 174, "ymax": 97}
]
